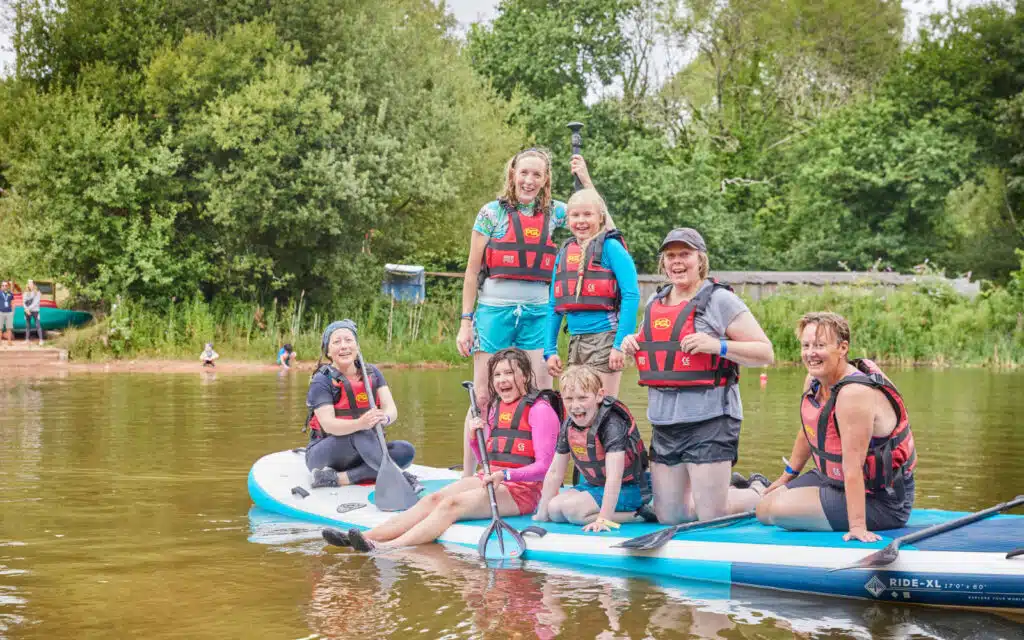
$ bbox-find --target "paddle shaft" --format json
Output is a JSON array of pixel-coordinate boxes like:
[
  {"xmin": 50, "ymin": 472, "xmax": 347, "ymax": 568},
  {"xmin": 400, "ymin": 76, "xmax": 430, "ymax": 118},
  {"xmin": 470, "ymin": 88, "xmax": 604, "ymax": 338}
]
[
  {"xmin": 895, "ymin": 494, "xmax": 1024, "ymax": 547},
  {"xmin": 356, "ymin": 348, "xmax": 393, "ymax": 459},
  {"xmin": 465, "ymin": 383, "xmax": 503, "ymax": 520}
]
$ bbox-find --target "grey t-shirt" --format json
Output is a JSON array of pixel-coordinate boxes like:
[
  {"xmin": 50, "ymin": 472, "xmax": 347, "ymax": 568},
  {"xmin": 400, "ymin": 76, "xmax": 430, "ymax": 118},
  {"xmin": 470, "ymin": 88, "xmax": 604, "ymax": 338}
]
[
  {"xmin": 646, "ymin": 281, "xmax": 749, "ymax": 425},
  {"xmin": 22, "ymin": 290, "xmax": 40, "ymax": 313}
]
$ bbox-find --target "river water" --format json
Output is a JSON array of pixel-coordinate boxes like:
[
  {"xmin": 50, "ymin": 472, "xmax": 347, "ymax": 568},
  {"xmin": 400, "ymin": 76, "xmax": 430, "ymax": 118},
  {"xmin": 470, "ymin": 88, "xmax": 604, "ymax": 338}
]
[{"xmin": 1, "ymin": 366, "xmax": 1022, "ymax": 639}]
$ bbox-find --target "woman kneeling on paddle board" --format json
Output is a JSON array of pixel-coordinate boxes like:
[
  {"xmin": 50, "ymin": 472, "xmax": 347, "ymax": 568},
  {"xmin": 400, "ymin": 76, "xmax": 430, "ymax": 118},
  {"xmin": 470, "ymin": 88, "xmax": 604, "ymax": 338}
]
[
  {"xmin": 535, "ymin": 365, "xmax": 650, "ymax": 532},
  {"xmin": 621, "ymin": 228, "xmax": 775, "ymax": 524},
  {"xmin": 342, "ymin": 347, "xmax": 560, "ymax": 552},
  {"xmin": 304, "ymin": 320, "xmax": 418, "ymax": 490},
  {"xmin": 756, "ymin": 312, "xmax": 917, "ymax": 542}
]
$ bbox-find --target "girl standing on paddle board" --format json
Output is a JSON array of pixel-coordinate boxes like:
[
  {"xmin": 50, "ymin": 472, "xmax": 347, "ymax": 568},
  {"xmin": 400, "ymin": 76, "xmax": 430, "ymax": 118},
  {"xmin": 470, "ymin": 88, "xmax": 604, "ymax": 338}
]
[
  {"xmin": 456, "ymin": 149, "xmax": 602, "ymax": 474},
  {"xmin": 544, "ymin": 189, "xmax": 638, "ymax": 398},
  {"xmin": 621, "ymin": 228, "xmax": 774, "ymax": 524},
  {"xmin": 304, "ymin": 320, "xmax": 418, "ymax": 490},
  {"xmin": 340, "ymin": 348, "xmax": 561, "ymax": 552},
  {"xmin": 755, "ymin": 312, "xmax": 917, "ymax": 542}
]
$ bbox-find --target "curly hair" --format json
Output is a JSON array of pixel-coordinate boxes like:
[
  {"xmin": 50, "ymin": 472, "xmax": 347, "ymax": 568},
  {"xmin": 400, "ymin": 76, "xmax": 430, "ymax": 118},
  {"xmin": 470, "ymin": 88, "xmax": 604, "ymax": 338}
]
[
  {"xmin": 485, "ymin": 347, "xmax": 538, "ymax": 412},
  {"xmin": 498, "ymin": 148, "xmax": 553, "ymax": 216}
]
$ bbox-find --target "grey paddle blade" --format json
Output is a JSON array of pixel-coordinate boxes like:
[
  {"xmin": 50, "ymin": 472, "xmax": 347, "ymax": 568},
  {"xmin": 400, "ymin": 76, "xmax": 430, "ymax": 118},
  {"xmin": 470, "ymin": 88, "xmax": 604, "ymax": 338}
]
[
  {"xmin": 613, "ymin": 510, "xmax": 757, "ymax": 551},
  {"xmin": 829, "ymin": 542, "xmax": 901, "ymax": 572},
  {"xmin": 480, "ymin": 519, "xmax": 527, "ymax": 561},
  {"xmin": 372, "ymin": 454, "xmax": 420, "ymax": 512}
]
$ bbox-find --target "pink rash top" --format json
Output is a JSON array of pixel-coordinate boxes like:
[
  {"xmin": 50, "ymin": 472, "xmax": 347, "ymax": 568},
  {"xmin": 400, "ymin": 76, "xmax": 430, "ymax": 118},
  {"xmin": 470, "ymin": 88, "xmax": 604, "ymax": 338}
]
[{"xmin": 467, "ymin": 398, "xmax": 559, "ymax": 483}]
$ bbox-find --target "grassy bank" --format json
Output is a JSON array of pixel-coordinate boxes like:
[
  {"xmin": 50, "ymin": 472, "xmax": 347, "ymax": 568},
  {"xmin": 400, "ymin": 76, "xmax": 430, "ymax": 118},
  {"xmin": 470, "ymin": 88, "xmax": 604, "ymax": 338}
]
[{"xmin": 54, "ymin": 279, "xmax": 1024, "ymax": 368}]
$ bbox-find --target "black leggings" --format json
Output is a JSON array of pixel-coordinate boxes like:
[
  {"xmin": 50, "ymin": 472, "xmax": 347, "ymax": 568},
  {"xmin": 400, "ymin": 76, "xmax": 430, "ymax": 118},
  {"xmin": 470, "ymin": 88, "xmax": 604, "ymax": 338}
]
[{"xmin": 305, "ymin": 430, "xmax": 415, "ymax": 483}]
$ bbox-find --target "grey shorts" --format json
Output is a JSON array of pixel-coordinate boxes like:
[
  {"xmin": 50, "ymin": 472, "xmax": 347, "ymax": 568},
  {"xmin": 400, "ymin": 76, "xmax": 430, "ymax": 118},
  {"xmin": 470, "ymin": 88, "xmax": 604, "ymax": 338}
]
[
  {"xmin": 786, "ymin": 469, "xmax": 915, "ymax": 531},
  {"xmin": 567, "ymin": 331, "xmax": 615, "ymax": 374},
  {"xmin": 0, "ymin": 312, "xmax": 12, "ymax": 331},
  {"xmin": 650, "ymin": 415, "xmax": 741, "ymax": 466}
]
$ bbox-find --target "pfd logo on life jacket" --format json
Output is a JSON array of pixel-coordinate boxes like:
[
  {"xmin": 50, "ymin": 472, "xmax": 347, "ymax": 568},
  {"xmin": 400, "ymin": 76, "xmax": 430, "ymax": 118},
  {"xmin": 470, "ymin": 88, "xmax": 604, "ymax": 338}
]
[
  {"xmin": 499, "ymin": 412, "xmax": 513, "ymax": 423},
  {"xmin": 356, "ymin": 392, "xmax": 369, "ymax": 403},
  {"xmin": 679, "ymin": 356, "xmax": 690, "ymax": 367},
  {"xmin": 653, "ymin": 318, "xmax": 671, "ymax": 329},
  {"xmin": 571, "ymin": 446, "xmax": 587, "ymax": 457},
  {"xmin": 637, "ymin": 355, "xmax": 647, "ymax": 366},
  {"xmin": 516, "ymin": 442, "xmax": 526, "ymax": 452},
  {"xmin": 586, "ymin": 283, "xmax": 596, "ymax": 293},
  {"xmin": 567, "ymin": 253, "xmax": 581, "ymax": 266},
  {"xmin": 502, "ymin": 255, "xmax": 516, "ymax": 264},
  {"xmin": 523, "ymin": 227, "xmax": 541, "ymax": 239}
]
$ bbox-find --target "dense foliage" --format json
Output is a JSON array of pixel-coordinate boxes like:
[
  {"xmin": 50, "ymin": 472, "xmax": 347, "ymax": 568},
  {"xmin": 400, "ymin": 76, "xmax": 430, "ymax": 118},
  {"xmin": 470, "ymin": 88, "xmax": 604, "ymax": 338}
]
[{"xmin": 1, "ymin": 0, "xmax": 1022, "ymax": 309}]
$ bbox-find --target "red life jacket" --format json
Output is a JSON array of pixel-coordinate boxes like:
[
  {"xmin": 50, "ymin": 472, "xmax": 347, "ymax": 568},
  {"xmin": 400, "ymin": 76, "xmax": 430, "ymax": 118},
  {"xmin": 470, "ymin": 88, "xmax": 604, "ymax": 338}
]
[
  {"xmin": 486, "ymin": 390, "xmax": 562, "ymax": 470},
  {"xmin": 634, "ymin": 282, "xmax": 739, "ymax": 388},
  {"xmin": 482, "ymin": 201, "xmax": 558, "ymax": 283},
  {"xmin": 306, "ymin": 366, "xmax": 379, "ymax": 440},
  {"xmin": 800, "ymin": 358, "xmax": 917, "ymax": 496},
  {"xmin": 565, "ymin": 398, "xmax": 651, "ymax": 502},
  {"xmin": 552, "ymin": 230, "xmax": 626, "ymax": 313}
]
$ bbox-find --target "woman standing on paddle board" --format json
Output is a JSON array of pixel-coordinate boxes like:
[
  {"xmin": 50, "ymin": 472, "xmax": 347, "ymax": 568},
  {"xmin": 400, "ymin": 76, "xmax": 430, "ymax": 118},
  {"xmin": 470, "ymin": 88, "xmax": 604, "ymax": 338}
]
[
  {"xmin": 304, "ymin": 320, "xmax": 418, "ymax": 490},
  {"xmin": 456, "ymin": 149, "xmax": 600, "ymax": 474},
  {"xmin": 755, "ymin": 312, "xmax": 917, "ymax": 542},
  {"xmin": 621, "ymin": 228, "xmax": 774, "ymax": 524},
  {"xmin": 337, "ymin": 348, "xmax": 561, "ymax": 552}
]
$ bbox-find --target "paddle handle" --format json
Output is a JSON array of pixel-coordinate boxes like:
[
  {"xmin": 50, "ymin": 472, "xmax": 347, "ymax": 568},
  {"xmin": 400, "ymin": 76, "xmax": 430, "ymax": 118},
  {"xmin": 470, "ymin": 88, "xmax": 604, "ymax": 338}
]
[
  {"xmin": 568, "ymin": 121, "xmax": 584, "ymax": 192},
  {"xmin": 898, "ymin": 495, "xmax": 1024, "ymax": 546}
]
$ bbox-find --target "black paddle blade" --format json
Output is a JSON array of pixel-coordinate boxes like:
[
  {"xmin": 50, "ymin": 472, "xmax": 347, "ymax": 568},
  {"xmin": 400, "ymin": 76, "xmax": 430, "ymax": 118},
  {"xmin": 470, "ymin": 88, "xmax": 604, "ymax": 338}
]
[
  {"xmin": 829, "ymin": 542, "xmax": 901, "ymax": 572},
  {"xmin": 1007, "ymin": 547, "xmax": 1024, "ymax": 559},
  {"xmin": 613, "ymin": 510, "xmax": 757, "ymax": 551},
  {"xmin": 479, "ymin": 519, "xmax": 527, "ymax": 561},
  {"xmin": 373, "ymin": 454, "xmax": 419, "ymax": 512},
  {"xmin": 322, "ymin": 528, "xmax": 351, "ymax": 547}
]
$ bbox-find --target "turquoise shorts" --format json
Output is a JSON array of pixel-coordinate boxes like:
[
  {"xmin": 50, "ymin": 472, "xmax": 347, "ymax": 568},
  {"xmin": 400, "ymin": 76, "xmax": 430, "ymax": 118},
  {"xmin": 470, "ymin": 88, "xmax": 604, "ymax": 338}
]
[
  {"xmin": 473, "ymin": 303, "xmax": 547, "ymax": 353},
  {"xmin": 573, "ymin": 474, "xmax": 649, "ymax": 513}
]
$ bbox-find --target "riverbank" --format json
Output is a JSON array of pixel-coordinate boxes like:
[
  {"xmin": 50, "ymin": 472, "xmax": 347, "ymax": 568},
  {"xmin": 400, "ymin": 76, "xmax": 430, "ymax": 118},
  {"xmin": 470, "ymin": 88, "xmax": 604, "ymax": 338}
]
[
  {"xmin": 43, "ymin": 279, "xmax": 1024, "ymax": 369},
  {"xmin": 1, "ymin": 356, "xmax": 455, "ymax": 376}
]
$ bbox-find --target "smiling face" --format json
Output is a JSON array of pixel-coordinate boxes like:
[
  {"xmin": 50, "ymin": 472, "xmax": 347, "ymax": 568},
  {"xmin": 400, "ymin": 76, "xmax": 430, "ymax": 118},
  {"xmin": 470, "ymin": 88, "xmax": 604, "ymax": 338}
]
[
  {"xmin": 799, "ymin": 323, "xmax": 848, "ymax": 380},
  {"xmin": 567, "ymin": 201, "xmax": 603, "ymax": 242},
  {"xmin": 563, "ymin": 385, "xmax": 605, "ymax": 428},
  {"xmin": 514, "ymin": 156, "xmax": 547, "ymax": 205},
  {"xmin": 491, "ymin": 357, "xmax": 528, "ymax": 404},
  {"xmin": 327, "ymin": 328, "xmax": 358, "ymax": 367},
  {"xmin": 660, "ymin": 242, "xmax": 703, "ymax": 289}
]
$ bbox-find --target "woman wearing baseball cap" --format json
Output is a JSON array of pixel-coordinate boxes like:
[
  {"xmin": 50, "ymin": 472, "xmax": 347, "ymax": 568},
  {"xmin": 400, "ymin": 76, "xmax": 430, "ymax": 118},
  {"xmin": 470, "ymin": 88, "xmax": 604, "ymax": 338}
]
[{"xmin": 621, "ymin": 228, "xmax": 774, "ymax": 524}]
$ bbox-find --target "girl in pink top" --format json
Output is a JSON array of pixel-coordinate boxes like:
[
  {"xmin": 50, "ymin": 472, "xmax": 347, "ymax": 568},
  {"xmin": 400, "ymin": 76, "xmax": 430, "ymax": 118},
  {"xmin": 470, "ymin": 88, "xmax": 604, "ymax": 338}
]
[{"xmin": 344, "ymin": 348, "xmax": 559, "ymax": 552}]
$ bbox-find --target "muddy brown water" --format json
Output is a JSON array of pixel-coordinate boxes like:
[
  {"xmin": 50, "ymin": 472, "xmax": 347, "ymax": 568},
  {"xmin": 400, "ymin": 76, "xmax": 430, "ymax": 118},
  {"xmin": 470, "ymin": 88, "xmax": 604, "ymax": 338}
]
[{"xmin": 1, "ymin": 367, "xmax": 1022, "ymax": 638}]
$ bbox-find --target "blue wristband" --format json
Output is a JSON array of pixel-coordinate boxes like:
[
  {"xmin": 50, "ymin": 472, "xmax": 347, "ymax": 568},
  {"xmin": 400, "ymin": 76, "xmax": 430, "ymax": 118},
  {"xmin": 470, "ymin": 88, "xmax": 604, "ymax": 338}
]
[
  {"xmin": 719, "ymin": 338, "xmax": 728, "ymax": 357},
  {"xmin": 785, "ymin": 464, "xmax": 799, "ymax": 476}
]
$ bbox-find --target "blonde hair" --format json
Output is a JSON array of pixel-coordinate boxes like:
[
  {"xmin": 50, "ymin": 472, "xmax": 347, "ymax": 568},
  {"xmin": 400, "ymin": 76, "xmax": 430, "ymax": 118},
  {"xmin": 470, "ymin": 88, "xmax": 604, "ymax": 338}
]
[
  {"xmin": 567, "ymin": 188, "xmax": 614, "ymax": 256},
  {"xmin": 559, "ymin": 365, "xmax": 603, "ymax": 396},
  {"xmin": 796, "ymin": 312, "xmax": 851, "ymax": 345},
  {"xmin": 658, "ymin": 249, "xmax": 709, "ymax": 280},
  {"xmin": 498, "ymin": 148, "xmax": 552, "ymax": 215}
]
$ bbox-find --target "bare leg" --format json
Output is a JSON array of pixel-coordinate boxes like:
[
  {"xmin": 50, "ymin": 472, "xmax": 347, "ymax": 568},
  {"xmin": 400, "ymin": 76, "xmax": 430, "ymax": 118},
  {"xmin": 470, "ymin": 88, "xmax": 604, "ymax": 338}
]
[
  {"xmin": 686, "ymin": 461, "xmax": 731, "ymax": 521},
  {"xmin": 547, "ymin": 490, "xmax": 595, "ymax": 525},
  {"xmin": 650, "ymin": 462, "xmax": 697, "ymax": 525},
  {"xmin": 598, "ymin": 370, "xmax": 622, "ymax": 398},
  {"xmin": 365, "ymin": 477, "xmax": 483, "ymax": 542},
  {"xmin": 755, "ymin": 486, "xmax": 831, "ymax": 531},
  {"xmin": 526, "ymin": 348, "xmax": 552, "ymax": 390},
  {"xmin": 727, "ymin": 484, "xmax": 764, "ymax": 513},
  {"xmin": 381, "ymin": 484, "xmax": 519, "ymax": 548}
]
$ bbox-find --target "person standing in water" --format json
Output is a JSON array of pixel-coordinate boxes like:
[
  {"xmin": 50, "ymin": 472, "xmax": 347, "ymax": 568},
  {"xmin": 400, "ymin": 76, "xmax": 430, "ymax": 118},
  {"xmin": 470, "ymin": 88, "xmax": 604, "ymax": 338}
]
[{"xmin": 621, "ymin": 228, "xmax": 774, "ymax": 524}]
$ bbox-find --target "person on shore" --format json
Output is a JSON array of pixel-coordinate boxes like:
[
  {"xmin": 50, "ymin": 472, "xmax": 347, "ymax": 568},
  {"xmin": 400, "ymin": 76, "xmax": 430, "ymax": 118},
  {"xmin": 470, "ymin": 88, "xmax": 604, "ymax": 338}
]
[
  {"xmin": 544, "ymin": 188, "xmax": 638, "ymax": 397},
  {"xmin": 337, "ymin": 348, "xmax": 560, "ymax": 552},
  {"xmin": 305, "ymin": 320, "xmax": 417, "ymax": 490},
  {"xmin": 199, "ymin": 343, "xmax": 219, "ymax": 367},
  {"xmin": 534, "ymin": 365, "xmax": 650, "ymax": 532},
  {"xmin": 755, "ymin": 312, "xmax": 917, "ymax": 542},
  {"xmin": 277, "ymin": 343, "xmax": 296, "ymax": 369},
  {"xmin": 621, "ymin": 228, "xmax": 774, "ymax": 524},
  {"xmin": 0, "ymin": 281, "xmax": 14, "ymax": 346},
  {"xmin": 22, "ymin": 280, "xmax": 43, "ymax": 345},
  {"xmin": 456, "ymin": 148, "xmax": 600, "ymax": 474}
]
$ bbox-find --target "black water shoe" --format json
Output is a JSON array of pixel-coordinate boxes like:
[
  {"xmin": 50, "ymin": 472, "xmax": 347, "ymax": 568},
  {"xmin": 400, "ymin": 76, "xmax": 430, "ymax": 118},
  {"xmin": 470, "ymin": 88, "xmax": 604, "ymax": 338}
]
[
  {"xmin": 730, "ymin": 472, "xmax": 748, "ymax": 488},
  {"xmin": 322, "ymin": 528, "xmax": 351, "ymax": 547},
  {"xmin": 311, "ymin": 468, "xmax": 340, "ymax": 488},
  {"xmin": 347, "ymin": 528, "xmax": 375, "ymax": 553}
]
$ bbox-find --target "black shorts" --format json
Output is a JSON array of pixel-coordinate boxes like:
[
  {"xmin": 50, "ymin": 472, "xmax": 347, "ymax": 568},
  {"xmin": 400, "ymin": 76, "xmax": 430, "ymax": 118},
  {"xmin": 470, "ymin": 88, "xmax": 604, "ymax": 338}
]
[
  {"xmin": 650, "ymin": 415, "xmax": 741, "ymax": 466},
  {"xmin": 786, "ymin": 469, "xmax": 915, "ymax": 531}
]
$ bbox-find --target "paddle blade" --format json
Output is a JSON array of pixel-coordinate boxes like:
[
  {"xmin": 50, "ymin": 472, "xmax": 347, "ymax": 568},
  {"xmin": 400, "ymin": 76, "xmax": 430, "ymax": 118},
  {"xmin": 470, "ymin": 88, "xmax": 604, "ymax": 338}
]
[
  {"xmin": 372, "ymin": 457, "xmax": 419, "ymax": 512},
  {"xmin": 829, "ymin": 542, "xmax": 900, "ymax": 572},
  {"xmin": 613, "ymin": 526, "xmax": 679, "ymax": 551},
  {"xmin": 479, "ymin": 519, "xmax": 527, "ymax": 561}
]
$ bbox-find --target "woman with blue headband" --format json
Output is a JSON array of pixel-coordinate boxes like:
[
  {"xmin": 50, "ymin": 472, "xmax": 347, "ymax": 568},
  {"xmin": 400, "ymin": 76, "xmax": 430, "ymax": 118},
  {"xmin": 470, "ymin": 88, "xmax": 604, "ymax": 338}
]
[{"xmin": 303, "ymin": 320, "xmax": 418, "ymax": 489}]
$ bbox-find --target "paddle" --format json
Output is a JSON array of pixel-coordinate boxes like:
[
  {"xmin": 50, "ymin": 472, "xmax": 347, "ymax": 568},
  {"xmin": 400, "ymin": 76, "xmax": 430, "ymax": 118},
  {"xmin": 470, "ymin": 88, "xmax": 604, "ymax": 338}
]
[
  {"xmin": 568, "ymin": 122, "xmax": 584, "ymax": 192},
  {"xmin": 356, "ymin": 346, "xmax": 419, "ymax": 512},
  {"xmin": 831, "ymin": 494, "xmax": 1024, "ymax": 572},
  {"xmin": 462, "ymin": 380, "xmax": 527, "ymax": 561},
  {"xmin": 613, "ymin": 510, "xmax": 757, "ymax": 551}
]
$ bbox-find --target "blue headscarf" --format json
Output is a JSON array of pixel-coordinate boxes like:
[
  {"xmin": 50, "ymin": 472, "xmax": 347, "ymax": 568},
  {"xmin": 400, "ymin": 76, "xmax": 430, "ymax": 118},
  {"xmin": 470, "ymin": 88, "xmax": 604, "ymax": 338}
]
[{"xmin": 321, "ymin": 319, "xmax": 358, "ymax": 357}]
